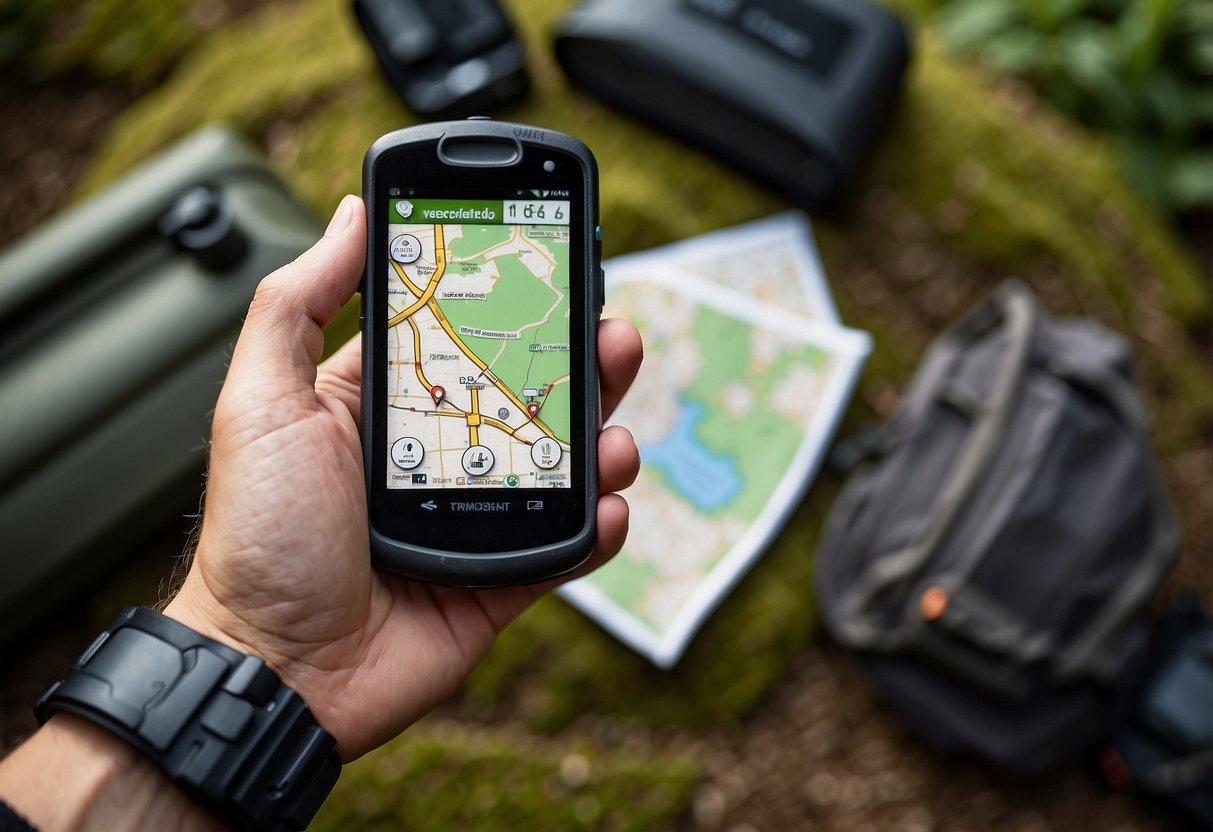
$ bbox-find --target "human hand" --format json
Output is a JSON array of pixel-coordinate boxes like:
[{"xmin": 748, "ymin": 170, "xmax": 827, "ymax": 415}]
[{"xmin": 165, "ymin": 195, "xmax": 642, "ymax": 761}]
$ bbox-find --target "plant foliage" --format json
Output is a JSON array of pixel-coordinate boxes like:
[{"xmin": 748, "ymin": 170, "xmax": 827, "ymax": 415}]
[
  {"xmin": 933, "ymin": 0, "xmax": 1213, "ymax": 214},
  {"xmin": 0, "ymin": 0, "xmax": 221, "ymax": 82}
]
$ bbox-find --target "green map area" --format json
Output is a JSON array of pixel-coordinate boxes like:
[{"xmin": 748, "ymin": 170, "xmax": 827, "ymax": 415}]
[
  {"xmin": 606, "ymin": 281, "xmax": 830, "ymax": 527},
  {"xmin": 439, "ymin": 225, "xmax": 571, "ymax": 443}
]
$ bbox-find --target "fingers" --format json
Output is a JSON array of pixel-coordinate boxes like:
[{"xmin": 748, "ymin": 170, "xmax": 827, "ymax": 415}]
[
  {"xmin": 558, "ymin": 493, "xmax": 631, "ymax": 584},
  {"xmin": 599, "ymin": 318, "xmax": 642, "ymax": 421},
  {"xmin": 599, "ymin": 425, "xmax": 639, "ymax": 494},
  {"xmin": 219, "ymin": 196, "xmax": 366, "ymax": 414},
  {"xmin": 591, "ymin": 493, "xmax": 630, "ymax": 565}
]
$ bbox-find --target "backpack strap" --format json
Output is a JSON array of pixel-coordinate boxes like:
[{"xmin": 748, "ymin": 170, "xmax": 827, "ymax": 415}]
[
  {"xmin": 833, "ymin": 280, "xmax": 1039, "ymax": 651},
  {"xmin": 1043, "ymin": 352, "xmax": 1181, "ymax": 685}
]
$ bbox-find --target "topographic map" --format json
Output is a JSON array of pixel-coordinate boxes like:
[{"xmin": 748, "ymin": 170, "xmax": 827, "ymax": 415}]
[
  {"xmin": 560, "ymin": 214, "xmax": 871, "ymax": 666},
  {"xmin": 385, "ymin": 206, "xmax": 572, "ymax": 490}
]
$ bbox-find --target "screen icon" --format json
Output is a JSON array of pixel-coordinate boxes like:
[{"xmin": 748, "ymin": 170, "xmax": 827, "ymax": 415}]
[
  {"xmin": 530, "ymin": 439, "xmax": 562, "ymax": 470},
  {"xmin": 526, "ymin": 500, "xmax": 544, "ymax": 510},
  {"xmin": 391, "ymin": 436, "xmax": 424, "ymax": 470},
  {"xmin": 390, "ymin": 233, "xmax": 422, "ymax": 263},
  {"xmin": 412, "ymin": 473, "xmax": 428, "ymax": 484},
  {"xmin": 461, "ymin": 445, "xmax": 495, "ymax": 476}
]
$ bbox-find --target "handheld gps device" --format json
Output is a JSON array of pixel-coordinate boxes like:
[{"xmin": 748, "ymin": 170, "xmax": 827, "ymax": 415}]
[{"xmin": 361, "ymin": 120, "xmax": 602, "ymax": 586}]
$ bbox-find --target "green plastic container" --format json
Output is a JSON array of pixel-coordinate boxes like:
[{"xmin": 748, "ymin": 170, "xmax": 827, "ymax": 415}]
[{"xmin": 0, "ymin": 127, "xmax": 322, "ymax": 650}]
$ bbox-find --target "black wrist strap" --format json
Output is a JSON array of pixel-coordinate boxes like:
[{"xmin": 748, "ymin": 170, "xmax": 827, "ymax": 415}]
[{"xmin": 36, "ymin": 607, "xmax": 340, "ymax": 831}]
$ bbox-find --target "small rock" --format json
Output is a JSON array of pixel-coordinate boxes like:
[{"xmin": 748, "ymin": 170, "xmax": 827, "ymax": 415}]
[
  {"xmin": 559, "ymin": 752, "xmax": 592, "ymax": 789},
  {"xmin": 693, "ymin": 784, "xmax": 728, "ymax": 828}
]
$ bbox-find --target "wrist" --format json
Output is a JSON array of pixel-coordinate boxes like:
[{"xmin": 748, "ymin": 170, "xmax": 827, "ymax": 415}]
[
  {"xmin": 162, "ymin": 581, "xmax": 345, "ymax": 749},
  {"xmin": 162, "ymin": 585, "xmax": 257, "ymax": 661},
  {"xmin": 162, "ymin": 585, "xmax": 322, "ymax": 722},
  {"xmin": 0, "ymin": 714, "xmax": 222, "ymax": 832}
]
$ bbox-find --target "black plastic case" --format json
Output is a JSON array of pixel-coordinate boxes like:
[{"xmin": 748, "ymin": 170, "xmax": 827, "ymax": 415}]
[
  {"xmin": 555, "ymin": 0, "xmax": 911, "ymax": 211},
  {"xmin": 361, "ymin": 121, "xmax": 601, "ymax": 587},
  {"xmin": 353, "ymin": 0, "xmax": 529, "ymax": 118}
]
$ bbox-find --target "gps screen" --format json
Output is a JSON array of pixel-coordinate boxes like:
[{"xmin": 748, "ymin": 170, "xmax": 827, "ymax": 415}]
[{"xmin": 383, "ymin": 197, "xmax": 572, "ymax": 491}]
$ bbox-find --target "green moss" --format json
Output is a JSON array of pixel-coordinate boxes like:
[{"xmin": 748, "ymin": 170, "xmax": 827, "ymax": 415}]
[
  {"xmin": 1, "ymin": 0, "xmax": 223, "ymax": 81},
  {"xmin": 861, "ymin": 33, "xmax": 1210, "ymax": 327},
  {"xmin": 310, "ymin": 720, "xmax": 701, "ymax": 831},
  {"xmin": 78, "ymin": 0, "xmax": 376, "ymax": 197}
]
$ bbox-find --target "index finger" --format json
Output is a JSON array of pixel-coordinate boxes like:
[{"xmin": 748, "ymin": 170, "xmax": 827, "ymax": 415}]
[{"xmin": 599, "ymin": 318, "xmax": 643, "ymax": 421}]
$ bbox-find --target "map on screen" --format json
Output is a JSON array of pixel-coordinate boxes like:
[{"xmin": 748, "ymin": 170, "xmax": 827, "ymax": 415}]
[{"xmin": 384, "ymin": 198, "xmax": 572, "ymax": 490}]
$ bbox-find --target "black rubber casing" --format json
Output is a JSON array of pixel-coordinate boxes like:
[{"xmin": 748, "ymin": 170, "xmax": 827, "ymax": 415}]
[
  {"xmin": 555, "ymin": 0, "xmax": 911, "ymax": 211},
  {"xmin": 352, "ymin": 0, "xmax": 529, "ymax": 118},
  {"xmin": 36, "ymin": 607, "xmax": 340, "ymax": 832},
  {"xmin": 362, "ymin": 121, "xmax": 601, "ymax": 587}
]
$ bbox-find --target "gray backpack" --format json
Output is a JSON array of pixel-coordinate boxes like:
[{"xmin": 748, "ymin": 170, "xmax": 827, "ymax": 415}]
[{"xmin": 815, "ymin": 280, "xmax": 1180, "ymax": 774}]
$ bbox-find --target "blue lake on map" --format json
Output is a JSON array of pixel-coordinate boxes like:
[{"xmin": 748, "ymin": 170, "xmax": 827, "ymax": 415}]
[{"xmin": 640, "ymin": 401, "xmax": 741, "ymax": 512}]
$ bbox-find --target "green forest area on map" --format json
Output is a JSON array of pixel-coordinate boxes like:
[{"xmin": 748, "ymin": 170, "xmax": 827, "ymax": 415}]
[
  {"xmin": 626, "ymin": 293, "xmax": 832, "ymax": 524},
  {"xmin": 439, "ymin": 224, "xmax": 572, "ymax": 443}
]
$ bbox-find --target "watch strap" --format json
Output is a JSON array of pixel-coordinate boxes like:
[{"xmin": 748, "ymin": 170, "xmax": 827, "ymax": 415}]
[{"xmin": 36, "ymin": 607, "xmax": 340, "ymax": 831}]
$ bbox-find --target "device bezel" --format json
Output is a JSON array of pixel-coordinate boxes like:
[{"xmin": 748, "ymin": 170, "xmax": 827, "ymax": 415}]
[{"xmin": 362, "ymin": 121, "xmax": 600, "ymax": 586}]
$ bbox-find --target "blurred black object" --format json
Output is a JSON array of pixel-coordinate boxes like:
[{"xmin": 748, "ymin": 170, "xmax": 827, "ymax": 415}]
[
  {"xmin": 353, "ymin": 0, "xmax": 529, "ymax": 118},
  {"xmin": 555, "ymin": 0, "xmax": 910, "ymax": 211},
  {"xmin": 157, "ymin": 186, "xmax": 248, "ymax": 271},
  {"xmin": 1098, "ymin": 597, "xmax": 1213, "ymax": 828},
  {"xmin": 815, "ymin": 280, "xmax": 1180, "ymax": 774}
]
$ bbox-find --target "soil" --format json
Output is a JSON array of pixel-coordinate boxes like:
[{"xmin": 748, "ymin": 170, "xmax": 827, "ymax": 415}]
[
  {"xmin": 1, "ymin": 54, "xmax": 1208, "ymax": 832},
  {"xmin": 0, "ymin": 75, "xmax": 138, "ymax": 246}
]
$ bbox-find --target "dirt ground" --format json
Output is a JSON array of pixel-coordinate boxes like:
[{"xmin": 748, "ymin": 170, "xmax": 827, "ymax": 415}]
[{"xmin": 1, "ymin": 61, "xmax": 1209, "ymax": 831}]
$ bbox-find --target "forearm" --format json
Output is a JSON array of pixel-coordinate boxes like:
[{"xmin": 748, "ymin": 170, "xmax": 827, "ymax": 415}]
[{"xmin": 0, "ymin": 714, "xmax": 221, "ymax": 832}]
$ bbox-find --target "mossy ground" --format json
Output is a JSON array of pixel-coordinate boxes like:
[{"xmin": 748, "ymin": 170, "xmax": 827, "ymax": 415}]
[
  {"xmin": 311, "ymin": 720, "xmax": 701, "ymax": 831},
  {"xmin": 67, "ymin": 0, "xmax": 1212, "ymax": 825}
]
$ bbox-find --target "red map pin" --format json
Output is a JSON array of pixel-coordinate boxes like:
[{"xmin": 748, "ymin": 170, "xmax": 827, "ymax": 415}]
[
  {"xmin": 430, "ymin": 385, "xmax": 445, "ymax": 405},
  {"xmin": 526, "ymin": 402, "xmax": 540, "ymax": 418}
]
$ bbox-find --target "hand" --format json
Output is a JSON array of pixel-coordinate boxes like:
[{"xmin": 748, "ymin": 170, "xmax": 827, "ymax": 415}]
[{"xmin": 166, "ymin": 195, "xmax": 642, "ymax": 761}]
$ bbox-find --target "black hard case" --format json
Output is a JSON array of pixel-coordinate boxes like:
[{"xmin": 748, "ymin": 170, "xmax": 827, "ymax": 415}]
[{"xmin": 555, "ymin": 0, "xmax": 910, "ymax": 211}]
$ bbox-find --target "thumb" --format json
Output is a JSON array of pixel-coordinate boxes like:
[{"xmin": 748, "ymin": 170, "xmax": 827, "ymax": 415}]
[{"xmin": 221, "ymin": 195, "xmax": 366, "ymax": 412}]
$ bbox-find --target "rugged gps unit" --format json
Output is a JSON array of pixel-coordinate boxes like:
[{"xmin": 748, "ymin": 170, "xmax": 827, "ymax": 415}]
[{"xmin": 362, "ymin": 121, "xmax": 602, "ymax": 586}]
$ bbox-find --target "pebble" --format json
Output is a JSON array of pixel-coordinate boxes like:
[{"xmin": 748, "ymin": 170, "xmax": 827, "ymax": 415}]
[
  {"xmin": 805, "ymin": 771, "xmax": 839, "ymax": 806},
  {"xmin": 693, "ymin": 784, "xmax": 728, "ymax": 828},
  {"xmin": 558, "ymin": 752, "xmax": 591, "ymax": 789}
]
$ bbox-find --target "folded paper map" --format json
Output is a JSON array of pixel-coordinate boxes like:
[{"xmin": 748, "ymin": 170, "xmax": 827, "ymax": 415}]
[{"xmin": 558, "ymin": 213, "xmax": 871, "ymax": 667}]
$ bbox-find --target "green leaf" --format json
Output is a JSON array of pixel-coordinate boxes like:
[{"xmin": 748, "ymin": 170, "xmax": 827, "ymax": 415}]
[
  {"xmin": 1165, "ymin": 151, "xmax": 1213, "ymax": 210},
  {"xmin": 1056, "ymin": 23, "xmax": 1138, "ymax": 128},
  {"xmin": 1118, "ymin": 0, "xmax": 1173, "ymax": 79},
  {"xmin": 1139, "ymin": 68, "xmax": 1200, "ymax": 136},
  {"xmin": 984, "ymin": 28, "xmax": 1047, "ymax": 75},
  {"xmin": 937, "ymin": 0, "xmax": 1021, "ymax": 52}
]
